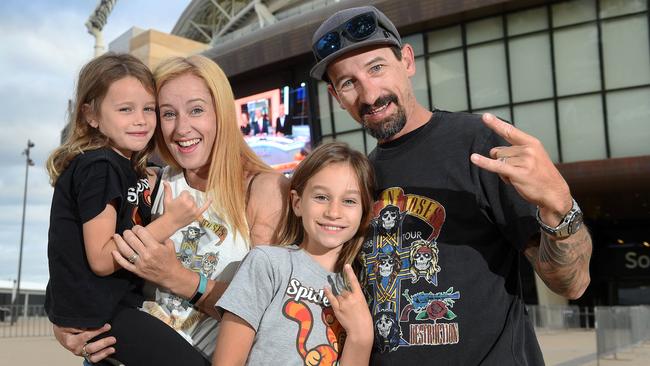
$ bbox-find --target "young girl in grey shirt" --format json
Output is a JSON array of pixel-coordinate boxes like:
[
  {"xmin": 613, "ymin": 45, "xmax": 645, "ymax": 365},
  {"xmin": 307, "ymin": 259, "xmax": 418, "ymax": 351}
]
[{"xmin": 214, "ymin": 142, "xmax": 376, "ymax": 366}]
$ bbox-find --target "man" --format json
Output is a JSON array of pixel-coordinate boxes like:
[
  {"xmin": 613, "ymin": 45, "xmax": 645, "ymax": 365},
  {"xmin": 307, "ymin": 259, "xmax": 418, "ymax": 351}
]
[
  {"xmin": 251, "ymin": 109, "xmax": 269, "ymax": 135},
  {"xmin": 276, "ymin": 108, "xmax": 292, "ymax": 136},
  {"xmin": 310, "ymin": 6, "xmax": 592, "ymax": 365}
]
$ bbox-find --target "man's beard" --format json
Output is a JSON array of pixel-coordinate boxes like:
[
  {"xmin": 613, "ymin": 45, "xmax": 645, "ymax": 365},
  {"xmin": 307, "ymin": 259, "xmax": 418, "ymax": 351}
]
[{"xmin": 360, "ymin": 94, "xmax": 407, "ymax": 141}]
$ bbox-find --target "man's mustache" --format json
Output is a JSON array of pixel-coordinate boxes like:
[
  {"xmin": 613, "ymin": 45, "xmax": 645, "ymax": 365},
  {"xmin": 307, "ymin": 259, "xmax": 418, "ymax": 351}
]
[{"xmin": 359, "ymin": 94, "xmax": 399, "ymax": 117}]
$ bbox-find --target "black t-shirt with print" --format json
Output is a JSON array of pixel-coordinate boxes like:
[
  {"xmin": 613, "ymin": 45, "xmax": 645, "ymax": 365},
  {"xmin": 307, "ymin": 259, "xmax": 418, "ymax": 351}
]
[
  {"xmin": 45, "ymin": 148, "xmax": 153, "ymax": 328},
  {"xmin": 363, "ymin": 111, "xmax": 544, "ymax": 365}
]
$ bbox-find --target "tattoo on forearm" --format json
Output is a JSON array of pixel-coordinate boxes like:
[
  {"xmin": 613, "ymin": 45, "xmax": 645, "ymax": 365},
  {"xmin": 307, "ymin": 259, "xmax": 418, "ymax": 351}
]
[{"xmin": 525, "ymin": 227, "xmax": 592, "ymax": 297}]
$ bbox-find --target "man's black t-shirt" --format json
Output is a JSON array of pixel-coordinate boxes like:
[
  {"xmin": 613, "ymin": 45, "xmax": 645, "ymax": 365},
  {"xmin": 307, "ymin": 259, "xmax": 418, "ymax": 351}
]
[
  {"xmin": 363, "ymin": 111, "xmax": 544, "ymax": 365},
  {"xmin": 45, "ymin": 148, "xmax": 152, "ymax": 328}
]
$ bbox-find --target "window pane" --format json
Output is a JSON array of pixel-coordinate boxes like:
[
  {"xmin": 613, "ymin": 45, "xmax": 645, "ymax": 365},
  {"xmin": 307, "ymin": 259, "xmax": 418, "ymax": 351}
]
[
  {"xmin": 558, "ymin": 95, "xmax": 607, "ymax": 162},
  {"xmin": 467, "ymin": 16, "xmax": 503, "ymax": 45},
  {"xmin": 602, "ymin": 15, "xmax": 650, "ymax": 89},
  {"xmin": 403, "ymin": 33, "xmax": 424, "ymax": 57},
  {"xmin": 474, "ymin": 107, "xmax": 511, "ymax": 123},
  {"xmin": 554, "ymin": 24, "xmax": 601, "ymax": 96},
  {"xmin": 600, "ymin": 0, "xmax": 647, "ymax": 18},
  {"xmin": 413, "ymin": 58, "xmax": 430, "ymax": 110},
  {"xmin": 321, "ymin": 136, "xmax": 335, "ymax": 145},
  {"xmin": 507, "ymin": 7, "xmax": 548, "ymax": 36},
  {"xmin": 468, "ymin": 42, "xmax": 509, "ymax": 108},
  {"xmin": 510, "ymin": 34, "xmax": 553, "ymax": 102},
  {"xmin": 552, "ymin": 0, "xmax": 596, "ymax": 27},
  {"xmin": 333, "ymin": 106, "xmax": 359, "ymax": 133},
  {"xmin": 317, "ymin": 81, "xmax": 332, "ymax": 135},
  {"xmin": 428, "ymin": 50, "xmax": 468, "ymax": 111},
  {"xmin": 513, "ymin": 102, "xmax": 559, "ymax": 163},
  {"xmin": 607, "ymin": 88, "xmax": 650, "ymax": 158},
  {"xmin": 365, "ymin": 132, "xmax": 377, "ymax": 154},
  {"xmin": 427, "ymin": 26, "xmax": 462, "ymax": 52},
  {"xmin": 335, "ymin": 131, "xmax": 365, "ymax": 153}
]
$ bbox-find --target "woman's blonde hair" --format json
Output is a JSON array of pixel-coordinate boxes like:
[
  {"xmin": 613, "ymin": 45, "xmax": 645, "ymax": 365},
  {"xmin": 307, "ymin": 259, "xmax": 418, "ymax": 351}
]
[
  {"xmin": 276, "ymin": 142, "xmax": 376, "ymax": 273},
  {"xmin": 46, "ymin": 53, "xmax": 156, "ymax": 184},
  {"xmin": 153, "ymin": 55, "xmax": 273, "ymax": 242}
]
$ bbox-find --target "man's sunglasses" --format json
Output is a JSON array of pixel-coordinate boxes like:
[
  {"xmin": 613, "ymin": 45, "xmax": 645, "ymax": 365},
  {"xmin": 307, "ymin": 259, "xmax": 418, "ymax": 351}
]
[{"xmin": 314, "ymin": 12, "xmax": 387, "ymax": 60}]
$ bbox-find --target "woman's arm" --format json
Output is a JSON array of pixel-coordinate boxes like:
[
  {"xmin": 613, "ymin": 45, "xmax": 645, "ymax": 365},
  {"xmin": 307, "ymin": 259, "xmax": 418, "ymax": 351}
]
[
  {"xmin": 246, "ymin": 171, "xmax": 289, "ymax": 244},
  {"xmin": 111, "ymin": 171, "xmax": 287, "ymax": 314},
  {"xmin": 112, "ymin": 226, "xmax": 225, "ymax": 319},
  {"xmin": 211, "ymin": 312, "xmax": 255, "ymax": 366}
]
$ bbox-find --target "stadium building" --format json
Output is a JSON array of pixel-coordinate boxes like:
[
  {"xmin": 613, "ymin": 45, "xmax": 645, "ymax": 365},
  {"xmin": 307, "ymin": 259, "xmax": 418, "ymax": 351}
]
[{"xmin": 114, "ymin": 0, "xmax": 650, "ymax": 308}]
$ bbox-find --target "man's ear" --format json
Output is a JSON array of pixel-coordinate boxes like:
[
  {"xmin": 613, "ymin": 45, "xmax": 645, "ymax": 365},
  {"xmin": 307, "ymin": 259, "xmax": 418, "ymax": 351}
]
[
  {"xmin": 401, "ymin": 44, "xmax": 417, "ymax": 78},
  {"xmin": 327, "ymin": 83, "xmax": 346, "ymax": 110},
  {"xmin": 290, "ymin": 189, "xmax": 302, "ymax": 217},
  {"xmin": 82, "ymin": 103, "xmax": 99, "ymax": 128}
]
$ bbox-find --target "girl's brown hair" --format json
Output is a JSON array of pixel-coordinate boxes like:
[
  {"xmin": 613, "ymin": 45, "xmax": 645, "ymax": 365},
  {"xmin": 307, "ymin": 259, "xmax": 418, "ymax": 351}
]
[
  {"xmin": 276, "ymin": 142, "xmax": 375, "ymax": 273},
  {"xmin": 46, "ymin": 53, "xmax": 156, "ymax": 184},
  {"xmin": 153, "ymin": 55, "xmax": 273, "ymax": 243}
]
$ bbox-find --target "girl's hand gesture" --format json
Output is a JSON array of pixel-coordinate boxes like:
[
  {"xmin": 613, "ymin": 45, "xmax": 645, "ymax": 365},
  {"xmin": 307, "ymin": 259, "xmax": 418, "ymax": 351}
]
[
  {"xmin": 160, "ymin": 182, "xmax": 211, "ymax": 230},
  {"xmin": 323, "ymin": 264, "xmax": 373, "ymax": 344}
]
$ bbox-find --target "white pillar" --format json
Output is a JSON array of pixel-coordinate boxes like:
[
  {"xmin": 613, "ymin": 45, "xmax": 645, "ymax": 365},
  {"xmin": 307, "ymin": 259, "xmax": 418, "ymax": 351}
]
[{"xmin": 535, "ymin": 273, "xmax": 568, "ymax": 305}]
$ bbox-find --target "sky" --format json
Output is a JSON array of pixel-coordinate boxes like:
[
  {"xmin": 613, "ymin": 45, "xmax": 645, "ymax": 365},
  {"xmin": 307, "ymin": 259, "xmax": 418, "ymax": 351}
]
[{"xmin": 0, "ymin": 0, "xmax": 191, "ymax": 285}]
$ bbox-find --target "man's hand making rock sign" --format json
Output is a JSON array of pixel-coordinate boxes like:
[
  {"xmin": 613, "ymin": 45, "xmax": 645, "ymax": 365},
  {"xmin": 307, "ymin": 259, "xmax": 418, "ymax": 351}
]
[{"xmin": 470, "ymin": 113, "xmax": 592, "ymax": 300}]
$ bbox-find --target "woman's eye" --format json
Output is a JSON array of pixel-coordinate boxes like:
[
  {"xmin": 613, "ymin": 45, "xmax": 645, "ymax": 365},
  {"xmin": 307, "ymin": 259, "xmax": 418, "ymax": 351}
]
[
  {"xmin": 343, "ymin": 199, "xmax": 358, "ymax": 205},
  {"xmin": 190, "ymin": 107, "xmax": 204, "ymax": 115},
  {"xmin": 314, "ymin": 195, "xmax": 328, "ymax": 201},
  {"xmin": 161, "ymin": 111, "xmax": 176, "ymax": 119},
  {"xmin": 119, "ymin": 107, "xmax": 132, "ymax": 112},
  {"xmin": 144, "ymin": 106, "xmax": 156, "ymax": 113}
]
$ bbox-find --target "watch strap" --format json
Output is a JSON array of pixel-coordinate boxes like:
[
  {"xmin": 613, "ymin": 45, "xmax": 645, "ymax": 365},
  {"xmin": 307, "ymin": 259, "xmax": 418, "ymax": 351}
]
[{"xmin": 536, "ymin": 198, "xmax": 582, "ymax": 239}]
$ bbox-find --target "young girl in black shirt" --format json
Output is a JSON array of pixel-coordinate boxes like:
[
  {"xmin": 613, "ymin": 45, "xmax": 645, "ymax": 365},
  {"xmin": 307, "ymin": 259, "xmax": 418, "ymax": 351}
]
[{"xmin": 45, "ymin": 53, "xmax": 210, "ymax": 365}]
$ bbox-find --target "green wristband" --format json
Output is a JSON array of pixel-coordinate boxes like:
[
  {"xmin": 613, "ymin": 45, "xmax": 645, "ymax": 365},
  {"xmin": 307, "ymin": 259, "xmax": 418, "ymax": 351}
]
[{"xmin": 189, "ymin": 272, "xmax": 207, "ymax": 306}]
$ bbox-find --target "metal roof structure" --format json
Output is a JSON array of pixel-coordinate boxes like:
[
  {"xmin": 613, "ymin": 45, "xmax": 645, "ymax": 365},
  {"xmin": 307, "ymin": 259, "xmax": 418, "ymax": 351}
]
[{"xmin": 172, "ymin": 0, "xmax": 337, "ymax": 47}]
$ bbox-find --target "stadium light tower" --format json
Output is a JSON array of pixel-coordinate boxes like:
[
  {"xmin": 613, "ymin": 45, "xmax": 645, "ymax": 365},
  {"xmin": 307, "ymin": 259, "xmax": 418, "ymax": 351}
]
[
  {"xmin": 86, "ymin": 0, "xmax": 117, "ymax": 57},
  {"xmin": 10, "ymin": 140, "xmax": 35, "ymax": 326}
]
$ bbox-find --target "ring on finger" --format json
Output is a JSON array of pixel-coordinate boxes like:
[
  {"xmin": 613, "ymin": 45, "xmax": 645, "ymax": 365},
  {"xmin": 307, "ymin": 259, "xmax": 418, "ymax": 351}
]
[
  {"xmin": 127, "ymin": 253, "xmax": 139, "ymax": 264},
  {"xmin": 81, "ymin": 343, "xmax": 91, "ymax": 359}
]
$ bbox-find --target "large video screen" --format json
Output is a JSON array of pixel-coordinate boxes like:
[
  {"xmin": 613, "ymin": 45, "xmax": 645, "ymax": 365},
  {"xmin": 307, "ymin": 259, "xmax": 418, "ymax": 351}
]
[{"xmin": 235, "ymin": 85, "xmax": 312, "ymax": 174}]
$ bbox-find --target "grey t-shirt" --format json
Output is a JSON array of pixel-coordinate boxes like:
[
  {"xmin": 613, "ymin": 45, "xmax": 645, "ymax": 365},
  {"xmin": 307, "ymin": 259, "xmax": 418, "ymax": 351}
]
[{"xmin": 216, "ymin": 245, "xmax": 347, "ymax": 365}]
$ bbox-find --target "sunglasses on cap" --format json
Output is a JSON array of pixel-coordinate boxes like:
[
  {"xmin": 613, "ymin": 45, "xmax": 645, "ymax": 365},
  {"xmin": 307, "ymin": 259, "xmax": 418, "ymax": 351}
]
[{"xmin": 314, "ymin": 12, "xmax": 393, "ymax": 60}]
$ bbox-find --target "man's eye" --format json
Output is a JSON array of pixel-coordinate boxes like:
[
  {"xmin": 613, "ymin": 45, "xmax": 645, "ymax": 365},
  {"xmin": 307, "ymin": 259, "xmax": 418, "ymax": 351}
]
[
  {"xmin": 340, "ymin": 80, "xmax": 353, "ymax": 90},
  {"xmin": 370, "ymin": 64, "xmax": 383, "ymax": 73}
]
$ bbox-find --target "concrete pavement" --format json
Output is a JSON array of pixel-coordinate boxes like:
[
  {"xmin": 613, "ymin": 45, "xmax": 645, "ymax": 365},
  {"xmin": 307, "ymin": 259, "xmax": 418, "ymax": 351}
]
[{"xmin": 1, "ymin": 329, "xmax": 649, "ymax": 365}]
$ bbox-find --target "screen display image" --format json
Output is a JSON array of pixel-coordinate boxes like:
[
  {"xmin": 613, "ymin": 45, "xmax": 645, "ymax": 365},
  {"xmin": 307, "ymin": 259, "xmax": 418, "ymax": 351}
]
[{"xmin": 235, "ymin": 85, "xmax": 312, "ymax": 174}]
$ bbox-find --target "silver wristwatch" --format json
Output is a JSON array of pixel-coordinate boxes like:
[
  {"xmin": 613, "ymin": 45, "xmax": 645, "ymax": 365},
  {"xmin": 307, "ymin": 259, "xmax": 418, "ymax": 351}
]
[{"xmin": 536, "ymin": 199, "xmax": 583, "ymax": 239}]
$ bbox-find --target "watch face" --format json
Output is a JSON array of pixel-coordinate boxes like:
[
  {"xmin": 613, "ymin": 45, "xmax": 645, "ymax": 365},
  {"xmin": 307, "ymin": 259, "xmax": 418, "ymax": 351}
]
[{"xmin": 568, "ymin": 210, "xmax": 584, "ymax": 235}]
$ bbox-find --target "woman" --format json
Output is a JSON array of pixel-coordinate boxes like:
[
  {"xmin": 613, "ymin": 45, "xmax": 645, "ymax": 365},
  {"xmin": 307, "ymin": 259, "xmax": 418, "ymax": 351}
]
[{"xmin": 53, "ymin": 55, "xmax": 288, "ymax": 364}]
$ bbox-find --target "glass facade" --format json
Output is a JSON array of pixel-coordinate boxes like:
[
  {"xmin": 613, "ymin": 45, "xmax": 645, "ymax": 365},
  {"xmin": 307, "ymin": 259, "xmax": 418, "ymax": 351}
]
[{"xmin": 316, "ymin": 0, "xmax": 650, "ymax": 163}]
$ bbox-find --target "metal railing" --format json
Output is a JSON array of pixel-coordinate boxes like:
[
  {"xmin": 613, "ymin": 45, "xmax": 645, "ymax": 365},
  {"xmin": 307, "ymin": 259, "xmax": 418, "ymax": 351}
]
[
  {"xmin": 527, "ymin": 304, "xmax": 583, "ymax": 330},
  {"xmin": 0, "ymin": 304, "xmax": 53, "ymax": 338},
  {"xmin": 595, "ymin": 305, "xmax": 650, "ymax": 359}
]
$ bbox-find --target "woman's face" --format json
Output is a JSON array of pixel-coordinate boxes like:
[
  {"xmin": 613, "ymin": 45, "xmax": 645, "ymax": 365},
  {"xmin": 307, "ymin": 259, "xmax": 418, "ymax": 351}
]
[{"xmin": 158, "ymin": 73, "xmax": 217, "ymax": 180}]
